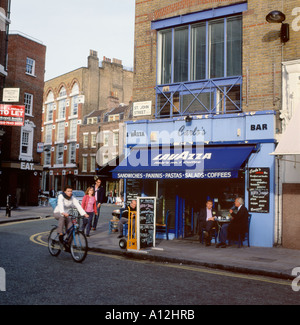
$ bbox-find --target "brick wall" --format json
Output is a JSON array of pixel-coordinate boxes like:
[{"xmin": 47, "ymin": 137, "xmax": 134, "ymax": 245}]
[{"xmin": 4, "ymin": 34, "xmax": 46, "ymax": 162}]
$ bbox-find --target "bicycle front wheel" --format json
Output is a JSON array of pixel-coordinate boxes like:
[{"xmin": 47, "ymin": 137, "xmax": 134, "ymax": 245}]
[
  {"xmin": 70, "ymin": 231, "xmax": 88, "ymax": 263},
  {"xmin": 48, "ymin": 228, "xmax": 61, "ymax": 257}
]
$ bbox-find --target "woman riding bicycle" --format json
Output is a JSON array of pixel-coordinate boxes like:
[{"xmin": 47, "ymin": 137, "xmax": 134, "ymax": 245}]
[{"xmin": 53, "ymin": 186, "xmax": 88, "ymax": 242}]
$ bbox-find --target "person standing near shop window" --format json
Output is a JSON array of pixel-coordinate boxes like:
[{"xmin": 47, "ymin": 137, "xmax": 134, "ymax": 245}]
[
  {"xmin": 199, "ymin": 199, "xmax": 218, "ymax": 246},
  {"xmin": 91, "ymin": 178, "xmax": 105, "ymax": 230}
]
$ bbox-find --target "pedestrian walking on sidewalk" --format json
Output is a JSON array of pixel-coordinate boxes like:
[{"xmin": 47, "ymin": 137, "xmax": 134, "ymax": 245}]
[
  {"xmin": 81, "ymin": 187, "xmax": 97, "ymax": 237},
  {"xmin": 91, "ymin": 178, "xmax": 105, "ymax": 230}
]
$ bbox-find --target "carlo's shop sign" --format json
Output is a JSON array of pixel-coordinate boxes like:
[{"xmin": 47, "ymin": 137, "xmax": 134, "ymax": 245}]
[{"xmin": 0, "ymin": 105, "xmax": 25, "ymax": 126}]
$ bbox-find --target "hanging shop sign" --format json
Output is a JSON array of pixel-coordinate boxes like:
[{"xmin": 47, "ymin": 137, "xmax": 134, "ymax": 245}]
[{"xmin": 0, "ymin": 105, "xmax": 25, "ymax": 126}]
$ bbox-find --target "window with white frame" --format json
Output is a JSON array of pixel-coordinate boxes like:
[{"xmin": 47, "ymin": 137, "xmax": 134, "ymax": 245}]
[
  {"xmin": 90, "ymin": 156, "xmax": 96, "ymax": 172},
  {"xmin": 103, "ymin": 132, "xmax": 109, "ymax": 146},
  {"xmin": 44, "ymin": 125, "xmax": 52, "ymax": 144},
  {"xmin": 59, "ymin": 87, "xmax": 67, "ymax": 97},
  {"xmin": 69, "ymin": 143, "xmax": 76, "ymax": 163},
  {"xmin": 58, "ymin": 99, "xmax": 66, "ymax": 120},
  {"xmin": 113, "ymin": 131, "xmax": 119, "ymax": 147},
  {"xmin": 69, "ymin": 119, "xmax": 77, "ymax": 141},
  {"xmin": 24, "ymin": 93, "xmax": 33, "ymax": 115},
  {"xmin": 26, "ymin": 57, "xmax": 35, "ymax": 76},
  {"xmin": 108, "ymin": 114, "xmax": 120, "ymax": 122},
  {"xmin": 21, "ymin": 131, "xmax": 29, "ymax": 154},
  {"xmin": 46, "ymin": 103, "xmax": 54, "ymax": 122},
  {"xmin": 71, "ymin": 95, "xmax": 78, "ymax": 116},
  {"xmin": 87, "ymin": 117, "xmax": 98, "ymax": 124},
  {"xmin": 56, "ymin": 122, "xmax": 65, "ymax": 143},
  {"xmin": 19, "ymin": 120, "xmax": 35, "ymax": 161},
  {"xmin": 82, "ymin": 156, "xmax": 88, "ymax": 172},
  {"xmin": 56, "ymin": 144, "xmax": 64, "ymax": 165},
  {"xmin": 91, "ymin": 133, "xmax": 97, "ymax": 148},
  {"xmin": 44, "ymin": 147, "xmax": 51, "ymax": 165},
  {"xmin": 83, "ymin": 134, "xmax": 89, "ymax": 148}
]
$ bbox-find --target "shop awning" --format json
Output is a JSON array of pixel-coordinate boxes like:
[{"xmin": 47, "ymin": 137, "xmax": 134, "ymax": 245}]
[
  {"xmin": 112, "ymin": 145, "xmax": 256, "ymax": 179},
  {"xmin": 271, "ymin": 108, "xmax": 300, "ymax": 155}
]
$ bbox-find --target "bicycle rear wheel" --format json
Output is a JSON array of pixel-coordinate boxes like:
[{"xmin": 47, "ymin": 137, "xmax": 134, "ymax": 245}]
[
  {"xmin": 70, "ymin": 231, "xmax": 88, "ymax": 263},
  {"xmin": 48, "ymin": 228, "xmax": 61, "ymax": 257}
]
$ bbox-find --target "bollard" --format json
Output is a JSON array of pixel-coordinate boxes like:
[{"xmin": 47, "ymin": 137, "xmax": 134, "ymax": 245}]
[{"xmin": 5, "ymin": 195, "xmax": 11, "ymax": 218}]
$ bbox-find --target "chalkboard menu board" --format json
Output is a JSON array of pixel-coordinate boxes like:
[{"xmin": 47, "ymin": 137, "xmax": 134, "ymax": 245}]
[
  {"xmin": 126, "ymin": 179, "xmax": 141, "ymax": 205},
  {"xmin": 137, "ymin": 197, "xmax": 156, "ymax": 250},
  {"xmin": 248, "ymin": 168, "xmax": 270, "ymax": 213}
]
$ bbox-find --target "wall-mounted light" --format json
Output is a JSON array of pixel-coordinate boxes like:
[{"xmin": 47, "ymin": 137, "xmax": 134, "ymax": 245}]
[
  {"xmin": 185, "ymin": 115, "xmax": 192, "ymax": 123},
  {"xmin": 266, "ymin": 10, "xmax": 290, "ymax": 43}
]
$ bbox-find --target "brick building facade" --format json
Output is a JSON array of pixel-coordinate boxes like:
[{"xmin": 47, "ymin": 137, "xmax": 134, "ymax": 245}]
[
  {"xmin": 79, "ymin": 103, "xmax": 130, "ymax": 198},
  {"xmin": 113, "ymin": 0, "xmax": 300, "ymax": 246},
  {"xmin": 1, "ymin": 33, "xmax": 46, "ymax": 206},
  {"xmin": 133, "ymin": 0, "xmax": 300, "ymax": 126},
  {"xmin": 0, "ymin": 0, "xmax": 11, "ymax": 207},
  {"xmin": 41, "ymin": 51, "xmax": 133, "ymax": 193},
  {"xmin": 0, "ymin": 0, "xmax": 10, "ymax": 94}
]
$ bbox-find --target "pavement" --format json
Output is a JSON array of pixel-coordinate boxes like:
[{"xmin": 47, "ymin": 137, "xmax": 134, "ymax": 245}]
[{"xmin": 0, "ymin": 204, "xmax": 299, "ymax": 281}]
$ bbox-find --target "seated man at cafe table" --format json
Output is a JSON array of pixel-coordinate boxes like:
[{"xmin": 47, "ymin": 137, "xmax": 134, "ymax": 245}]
[
  {"xmin": 216, "ymin": 197, "xmax": 249, "ymax": 248},
  {"xmin": 199, "ymin": 199, "xmax": 218, "ymax": 246},
  {"xmin": 118, "ymin": 200, "xmax": 137, "ymax": 238}
]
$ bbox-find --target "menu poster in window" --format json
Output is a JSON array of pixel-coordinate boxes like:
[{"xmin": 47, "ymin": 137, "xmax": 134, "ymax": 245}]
[
  {"xmin": 248, "ymin": 168, "xmax": 270, "ymax": 213},
  {"xmin": 137, "ymin": 197, "xmax": 156, "ymax": 250},
  {"xmin": 126, "ymin": 179, "xmax": 141, "ymax": 204}
]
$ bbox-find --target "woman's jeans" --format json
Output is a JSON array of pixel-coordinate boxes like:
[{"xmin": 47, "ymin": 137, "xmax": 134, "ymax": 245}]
[{"xmin": 82, "ymin": 212, "xmax": 94, "ymax": 236}]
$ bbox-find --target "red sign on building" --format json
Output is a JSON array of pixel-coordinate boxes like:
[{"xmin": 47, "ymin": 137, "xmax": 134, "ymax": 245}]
[{"xmin": 0, "ymin": 105, "xmax": 25, "ymax": 126}]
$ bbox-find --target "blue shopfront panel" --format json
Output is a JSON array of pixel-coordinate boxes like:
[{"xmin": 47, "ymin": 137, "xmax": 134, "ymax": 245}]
[
  {"xmin": 246, "ymin": 143, "xmax": 276, "ymax": 247},
  {"xmin": 126, "ymin": 111, "xmax": 276, "ymax": 146},
  {"xmin": 122, "ymin": 110, "xmax": 276, "ymax": 247}
]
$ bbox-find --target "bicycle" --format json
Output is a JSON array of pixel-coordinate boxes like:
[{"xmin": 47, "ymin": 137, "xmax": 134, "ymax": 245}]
[{"xmin": 48, "ymin": 209, "xmax": 88, "ymax": 263}]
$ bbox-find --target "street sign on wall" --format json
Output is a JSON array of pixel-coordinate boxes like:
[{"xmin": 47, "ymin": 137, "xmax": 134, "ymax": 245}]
[
  {"xmin": 2, "ymin": 88, "xmax": 20, "ymax": 102},
  {"xmin": 0, "ymin": 105, "xmax": 25, "ymax": 126}
]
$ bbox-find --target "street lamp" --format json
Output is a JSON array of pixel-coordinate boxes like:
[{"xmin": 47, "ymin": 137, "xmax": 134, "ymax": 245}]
[{"xmin": 266, "ymin": 10, "xmax": 289, "ymax": 43}]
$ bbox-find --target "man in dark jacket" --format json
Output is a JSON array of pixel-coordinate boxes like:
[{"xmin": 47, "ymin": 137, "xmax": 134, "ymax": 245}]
[
  {"xmin": 199, "ymin": 199, "xmax": 218, "ymax": 246},
  {"xmin": 216, "ymin": 197, "xmax": 249, "ymax": 248},
  {"xmin": 91, "ymin": 178, "xmax": 105, "ymax": 230}
]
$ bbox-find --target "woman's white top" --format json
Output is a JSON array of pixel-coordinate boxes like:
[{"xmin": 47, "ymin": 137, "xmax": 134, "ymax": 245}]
[{"xmin": 54, "ymin": 194, "xmax": 86, "ymax": 216}]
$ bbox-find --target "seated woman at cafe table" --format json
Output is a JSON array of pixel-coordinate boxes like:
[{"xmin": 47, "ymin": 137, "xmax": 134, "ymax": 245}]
[{"xmin": 216, "ymin": 197, "xmax": 249, "ymax": 248}]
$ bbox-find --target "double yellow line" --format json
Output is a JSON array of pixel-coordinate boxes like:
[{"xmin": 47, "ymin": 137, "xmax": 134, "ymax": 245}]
[
  {"xmin": 30, "ymin": 230, "xmax": 291, "ymax": 287},
  {"xmin": 30, "ymin": 231, "xmax": 49, "ymax": 247}
]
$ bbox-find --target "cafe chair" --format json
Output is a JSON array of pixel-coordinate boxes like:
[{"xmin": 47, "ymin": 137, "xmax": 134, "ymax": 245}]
[
  {"xmin": 201, "ymin": 227, "xmax": 218, "ymax": 245},
  {"xmin": 156, "ymin": 210, "xmax": 170, "ymax": 240},
  {"xmin": 238, "ymin": 214, "xmax": 252, "ymax": 248}
]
